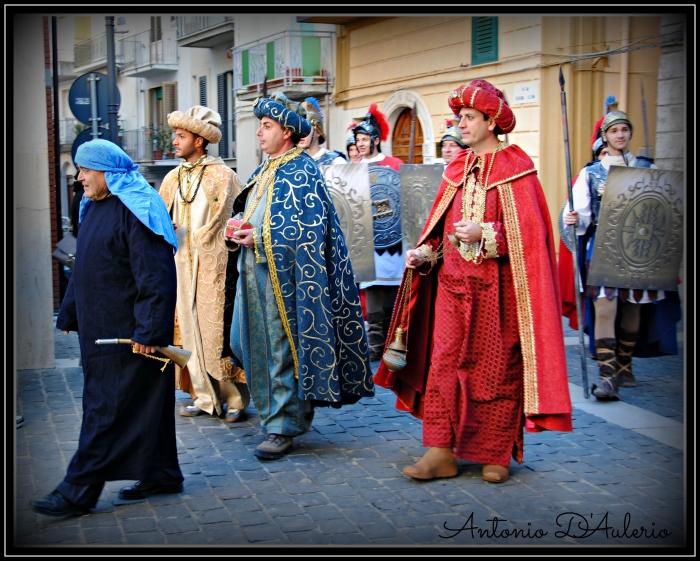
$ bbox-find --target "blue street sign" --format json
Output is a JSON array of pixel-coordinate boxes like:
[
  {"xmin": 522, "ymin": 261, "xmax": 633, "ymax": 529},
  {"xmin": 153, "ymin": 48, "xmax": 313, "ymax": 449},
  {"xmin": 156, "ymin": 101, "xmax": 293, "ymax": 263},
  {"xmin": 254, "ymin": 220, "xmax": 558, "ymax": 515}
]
[{"xmin": 68, "ymin": 71, "xmax": 120, "ymax": 127}]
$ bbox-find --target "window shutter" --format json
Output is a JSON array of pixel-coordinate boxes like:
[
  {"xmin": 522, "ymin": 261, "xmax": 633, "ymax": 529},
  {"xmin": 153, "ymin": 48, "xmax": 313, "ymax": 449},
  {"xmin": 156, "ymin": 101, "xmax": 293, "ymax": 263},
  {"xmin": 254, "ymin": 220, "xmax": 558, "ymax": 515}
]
[
  {"xmin": 217, "ymin": 73, "xmax": 228, "ymax": 157},
  {"xmin": 242, "ymin": 49, "xmax": 249, "ymax": 86},
  {"xmin": 199, "ymin": 76, "xmax": 207, "ymax": 107},
  {"xmin": 150, "ymin": 16, "xmax": 162, "ymax": 42},
  {"xmin": 266, "ymin": 42, "xmax": 275, "ymax": 80},
  {"xmin": 472, "ymin": 17, "xmax": 498, "ymax": 65},
  {"xmin": 162, "ymin": 82, "xmax": 177, "ymax": 124}
]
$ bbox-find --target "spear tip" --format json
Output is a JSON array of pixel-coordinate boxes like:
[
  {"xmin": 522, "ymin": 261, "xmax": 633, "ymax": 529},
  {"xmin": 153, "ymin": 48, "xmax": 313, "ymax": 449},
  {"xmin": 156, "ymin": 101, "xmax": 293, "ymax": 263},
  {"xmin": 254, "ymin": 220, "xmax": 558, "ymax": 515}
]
[{"xmin": 559, "ymin": 65, "xmax": 565, "ymax": 89}]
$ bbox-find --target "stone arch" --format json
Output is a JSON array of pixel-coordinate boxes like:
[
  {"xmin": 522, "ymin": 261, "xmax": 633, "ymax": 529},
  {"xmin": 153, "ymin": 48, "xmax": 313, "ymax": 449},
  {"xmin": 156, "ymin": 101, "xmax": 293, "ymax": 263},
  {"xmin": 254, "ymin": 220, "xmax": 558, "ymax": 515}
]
[{"xmin": 382, "ymin": 90, "xmax": 436, "ymax": 163}]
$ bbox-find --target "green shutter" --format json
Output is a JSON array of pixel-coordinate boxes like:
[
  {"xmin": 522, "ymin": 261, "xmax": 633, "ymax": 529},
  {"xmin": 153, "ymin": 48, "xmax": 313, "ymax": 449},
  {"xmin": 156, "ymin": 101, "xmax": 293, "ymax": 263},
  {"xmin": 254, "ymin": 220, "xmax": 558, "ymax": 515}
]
[
  {"xmin": 242, "ymin": 49, "xmax": 249, "ymax": 86},
  {"xmin": 472, "ymin": 17, "xmax": 498, "ymax": 65},
  {"xmin": 266, "ymin": 42, "xmax": 275, "ymax": 80},
  {"xmin": 302, "ymin": 37, "xmax": 321, "ymax": 76}
]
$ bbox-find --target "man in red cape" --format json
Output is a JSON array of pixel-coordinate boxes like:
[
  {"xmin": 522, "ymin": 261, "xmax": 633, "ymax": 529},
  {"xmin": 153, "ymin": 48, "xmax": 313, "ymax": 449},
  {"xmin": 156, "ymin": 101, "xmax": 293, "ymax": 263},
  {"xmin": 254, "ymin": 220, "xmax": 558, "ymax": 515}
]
[{"xmin": 374, "ymin": 79, "xmax": 572, "ymax": 484}]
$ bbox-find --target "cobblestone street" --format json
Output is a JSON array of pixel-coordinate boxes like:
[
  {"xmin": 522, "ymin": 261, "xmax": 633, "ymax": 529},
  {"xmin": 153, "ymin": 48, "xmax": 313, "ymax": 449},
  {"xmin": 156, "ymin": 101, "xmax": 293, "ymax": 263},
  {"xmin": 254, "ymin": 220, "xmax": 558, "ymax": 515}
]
[{"xmin": 11, "ymin": 318, "xmax": 687, "ymax": 554}]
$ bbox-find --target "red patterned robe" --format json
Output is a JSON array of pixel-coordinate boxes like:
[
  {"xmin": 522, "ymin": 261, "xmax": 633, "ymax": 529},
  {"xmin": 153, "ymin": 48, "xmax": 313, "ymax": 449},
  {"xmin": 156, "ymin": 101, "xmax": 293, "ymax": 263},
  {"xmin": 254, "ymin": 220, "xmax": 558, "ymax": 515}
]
[{"xmin": 374, "ymin": 145, "xmax": 572, "ymax": 466}]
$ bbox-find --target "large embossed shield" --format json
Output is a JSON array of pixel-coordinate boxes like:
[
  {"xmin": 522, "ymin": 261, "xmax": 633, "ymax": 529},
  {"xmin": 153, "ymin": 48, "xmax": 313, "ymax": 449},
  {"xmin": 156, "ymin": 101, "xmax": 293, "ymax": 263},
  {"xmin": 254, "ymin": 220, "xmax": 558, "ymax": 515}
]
[
  {"xmin": 368, "ymin": 165, "xmax": 402, "ymax": 250},
  {"xmin": 399, "ymin": 164, "xmax": 444, "ymax": 250},
  {"xmin": 320, "ymin": 163, "xmax": 375, "ymax": 283},
  {"xmin": 558, "ymin": 200, "xmax": 576, "ymax": 254},
  {"xmin": 587, "ymin": 166, "xmax": 683, "ymax": 291}
]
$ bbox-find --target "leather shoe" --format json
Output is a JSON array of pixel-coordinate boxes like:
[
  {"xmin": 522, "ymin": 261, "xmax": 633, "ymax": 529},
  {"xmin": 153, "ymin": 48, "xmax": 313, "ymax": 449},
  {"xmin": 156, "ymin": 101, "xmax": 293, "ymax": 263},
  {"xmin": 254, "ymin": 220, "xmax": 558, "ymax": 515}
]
[
  {"xmin": 482, "ymin": 464, "xmax": 509, "ymax": 483},
  {"xmin": 254, "ymin": 434, "xmax": 293, "ymax": 460},
  {"xmin": 403, "ymin": 447, "xmax": 458, "ymax": 480},
  {"xmin": 179, "ymin": 405, "xmax": 205, "ymax": 417},
  {"xmin": 30, "ymin": 490, "xmax": 89, "ymax": 517},
  {"xmin": 118, "ymin": 480, "xmax": 183, "ymax": 500},
  {"xmin": 224, "ymin": 408, "xmax": 245, "ymax": 423}
]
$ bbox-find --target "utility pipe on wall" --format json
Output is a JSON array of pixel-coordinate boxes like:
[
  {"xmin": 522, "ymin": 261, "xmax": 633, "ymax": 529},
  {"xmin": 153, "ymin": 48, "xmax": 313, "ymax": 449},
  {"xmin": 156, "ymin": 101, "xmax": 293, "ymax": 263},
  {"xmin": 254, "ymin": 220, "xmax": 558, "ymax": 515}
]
[{"xmin": 619, "ymin": 16, "xmax": 630, "ymax": 112}]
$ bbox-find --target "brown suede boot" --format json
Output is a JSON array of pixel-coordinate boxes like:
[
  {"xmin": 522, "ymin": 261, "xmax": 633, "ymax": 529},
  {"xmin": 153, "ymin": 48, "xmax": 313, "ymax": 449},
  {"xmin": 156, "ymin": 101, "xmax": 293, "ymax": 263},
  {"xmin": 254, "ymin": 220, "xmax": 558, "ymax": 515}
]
[
  {"xmin": 403, "ymin": 447, "xmax": 458, "ymax": 480},
  {"xmin": 616, "ymin": 330, "xmax": 638, "ymax": 387},
  {"xmin": 591, "ymin": 338, "xmax": 620, "ymax": 400}
]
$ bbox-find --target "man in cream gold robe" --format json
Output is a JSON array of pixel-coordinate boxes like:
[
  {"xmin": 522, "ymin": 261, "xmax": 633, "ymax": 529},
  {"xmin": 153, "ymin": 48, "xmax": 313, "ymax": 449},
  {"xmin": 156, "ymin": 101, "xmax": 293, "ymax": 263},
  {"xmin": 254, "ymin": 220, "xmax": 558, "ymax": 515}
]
[{"xmin": 159, "ymin": 106, "xmax": 250, "ymax": 422}]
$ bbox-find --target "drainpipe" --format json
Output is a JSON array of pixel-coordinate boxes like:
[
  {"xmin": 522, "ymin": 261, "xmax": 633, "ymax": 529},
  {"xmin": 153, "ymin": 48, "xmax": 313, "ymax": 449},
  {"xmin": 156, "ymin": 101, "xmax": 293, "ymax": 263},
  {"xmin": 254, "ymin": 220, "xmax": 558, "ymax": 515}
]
[{"xmin": 619, "ymin": 17, "xmax": 630, "ymax": 112}]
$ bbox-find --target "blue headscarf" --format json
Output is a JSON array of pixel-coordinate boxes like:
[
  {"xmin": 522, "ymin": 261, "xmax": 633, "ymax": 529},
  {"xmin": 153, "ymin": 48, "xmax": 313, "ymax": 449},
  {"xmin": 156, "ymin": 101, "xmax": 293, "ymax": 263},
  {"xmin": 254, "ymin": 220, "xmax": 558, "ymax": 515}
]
[{"xmin": 75, "ymin": 140, "xmax": 177, "ymax": 250}]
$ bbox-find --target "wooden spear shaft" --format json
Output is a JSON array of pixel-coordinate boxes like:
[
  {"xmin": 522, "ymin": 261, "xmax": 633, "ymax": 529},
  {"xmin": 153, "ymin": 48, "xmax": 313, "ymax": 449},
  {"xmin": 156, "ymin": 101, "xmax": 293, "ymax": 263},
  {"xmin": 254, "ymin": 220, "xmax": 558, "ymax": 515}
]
[{"xmin": 559, "ymin": 65, "xmax": 590, "ymax": 398}]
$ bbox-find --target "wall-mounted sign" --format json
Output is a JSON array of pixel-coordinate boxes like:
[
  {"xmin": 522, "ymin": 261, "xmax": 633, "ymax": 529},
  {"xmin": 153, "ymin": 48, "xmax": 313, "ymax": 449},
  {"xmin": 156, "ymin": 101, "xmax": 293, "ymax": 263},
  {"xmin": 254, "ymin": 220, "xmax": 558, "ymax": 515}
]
[{"xmin": 513, "ymin": 82, "xmax": 539, "ymax": 105}]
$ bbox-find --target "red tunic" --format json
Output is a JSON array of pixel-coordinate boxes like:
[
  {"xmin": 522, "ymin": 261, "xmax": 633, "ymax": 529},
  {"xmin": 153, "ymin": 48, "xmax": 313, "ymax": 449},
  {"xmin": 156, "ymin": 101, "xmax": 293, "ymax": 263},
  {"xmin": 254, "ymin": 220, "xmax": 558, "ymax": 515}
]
[
  {"xmin": 373, "ymin": 154, "xmax": 404, "ymax": 171},
  {"xmin": 374, "ymin": 145, "xmax": 572, "ymax": 465}
]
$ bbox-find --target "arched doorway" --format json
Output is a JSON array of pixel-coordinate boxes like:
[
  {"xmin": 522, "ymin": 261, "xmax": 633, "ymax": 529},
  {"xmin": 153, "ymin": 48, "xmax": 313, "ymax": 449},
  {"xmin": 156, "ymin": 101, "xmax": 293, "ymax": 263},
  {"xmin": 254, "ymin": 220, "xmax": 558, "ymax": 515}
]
[{"xmin": 391, "ymin": 108, "xmax": 424, "ymax": 164}]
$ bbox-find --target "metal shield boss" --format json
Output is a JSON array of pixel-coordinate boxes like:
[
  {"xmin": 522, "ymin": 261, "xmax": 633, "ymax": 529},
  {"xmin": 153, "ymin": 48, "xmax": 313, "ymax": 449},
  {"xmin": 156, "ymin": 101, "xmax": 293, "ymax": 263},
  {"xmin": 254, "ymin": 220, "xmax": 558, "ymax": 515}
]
[
  {"xmin": 559, "ymin": 200, "xmax": 576, "ymax": 254},
  {"xmin": 399, "ymin": 164, "xmax": 444, "ymax": 250},
  {"xmin": 320, "ymin": 163, "xmax": 375, "ymax": 284},
  {"xmin": 587, "ymin": 166, "xmax": 683, "ymax": 291},
  {"xmin": 368, "ymin": 165, "xmax": 402, "ymax": 250}
]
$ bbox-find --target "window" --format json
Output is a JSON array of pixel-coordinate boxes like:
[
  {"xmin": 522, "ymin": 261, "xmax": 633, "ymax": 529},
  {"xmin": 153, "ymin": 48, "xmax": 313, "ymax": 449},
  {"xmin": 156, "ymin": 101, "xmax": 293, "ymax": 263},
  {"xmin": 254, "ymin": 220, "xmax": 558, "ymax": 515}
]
[
  {"xmin": 472, "ymin": 17, "xmax": 498, "ymax": 66},
  {"xmin": 199, "ymin": 76, "xmax": 206, "ymax": 107},
  {"xmin": 218, "ymin": 72, "xmax": 235, "ymax": 159},
  {"xmin": 150, "ymin": 16, "xmax": 162, "ymax": 43}
]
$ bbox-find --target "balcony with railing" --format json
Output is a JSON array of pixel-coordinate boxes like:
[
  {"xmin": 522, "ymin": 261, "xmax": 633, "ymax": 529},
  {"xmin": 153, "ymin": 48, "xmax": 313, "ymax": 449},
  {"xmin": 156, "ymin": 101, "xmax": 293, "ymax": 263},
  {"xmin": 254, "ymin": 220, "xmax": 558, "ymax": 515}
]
[
  {"xmin": 177, "ymin": 16, "xmax": 234, "ymax": 48},
  {"xmin": 121, "ymin": 122, "xmax": 236, "ymax": 164},
  {"xmin": 232, "ymin": 29, "xmax": 335, "ymax": 101},
  {"xmin": 119, "ymin": 28, "xmax": 178, "ymax": 78},
  {"xmin": 59, "ymin": 118, "xmax": 126, "ymax": 152},
  {"xmin": 74, "ymin": 33, "xmax": 107, "ymax": 73}
]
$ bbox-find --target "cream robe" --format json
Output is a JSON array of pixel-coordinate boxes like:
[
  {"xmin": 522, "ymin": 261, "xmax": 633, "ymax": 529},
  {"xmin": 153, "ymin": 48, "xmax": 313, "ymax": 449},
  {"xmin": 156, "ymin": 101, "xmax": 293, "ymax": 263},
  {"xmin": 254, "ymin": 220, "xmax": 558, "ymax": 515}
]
[{"xmin": 160, "ymin": 155, "xmax": 248, "ymax": 415}]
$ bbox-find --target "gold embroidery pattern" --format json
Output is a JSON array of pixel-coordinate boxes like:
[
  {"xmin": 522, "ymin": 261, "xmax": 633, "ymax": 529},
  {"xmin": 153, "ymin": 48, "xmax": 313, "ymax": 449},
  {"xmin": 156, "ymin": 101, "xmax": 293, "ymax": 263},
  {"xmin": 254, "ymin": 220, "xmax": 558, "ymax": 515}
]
[
  {"xmin": 469, "ymin": 87, "xmax": 481, "ymax": 108},
  {"xmin": 499, "ymin": 184, "xmax": 539, "ymax": 414},
  {"xmin": 458, "ymin": 172, "xmax": 487, "ymax": 262},
  {"xmin": 479, "ymin": 222, "xmax": 498, "ymax": 259},
  {"xmin": 416, "ymin": 243, "xmax": 434, "ymax": 261},
  {"xmin": 494, "ymin": 98, "xmax": 504, "ymax": 120},
  {"xmin": 420, "ymin": 185, "xmax": 457, "ymax": 244},
  {"xmin": 488, "ymin": 168, "xmax": 538, "ymax": 189},
  {"xmin": 261, "ymin": 151, "xmax": 303, "ymax": 379}
]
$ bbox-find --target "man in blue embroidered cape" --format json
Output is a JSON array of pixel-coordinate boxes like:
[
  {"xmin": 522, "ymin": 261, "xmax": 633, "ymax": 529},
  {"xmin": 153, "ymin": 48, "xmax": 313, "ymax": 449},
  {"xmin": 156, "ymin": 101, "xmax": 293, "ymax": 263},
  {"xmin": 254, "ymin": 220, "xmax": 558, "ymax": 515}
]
[
  {"xmin": 225, "ymin": 98, "xmax": 374, "ymax": 461},
  {"xmin": 30, "ymin": 140, "xmax": 183, "ymax": 517}
]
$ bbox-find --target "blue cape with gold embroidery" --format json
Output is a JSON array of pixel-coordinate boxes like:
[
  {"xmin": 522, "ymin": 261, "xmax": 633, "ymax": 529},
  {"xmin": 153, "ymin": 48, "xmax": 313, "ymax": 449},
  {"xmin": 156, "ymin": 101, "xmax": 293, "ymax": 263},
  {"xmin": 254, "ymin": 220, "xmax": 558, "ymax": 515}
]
[{"xmin": 234, "ymin": 150, "xmax": 374, "ymax": 406}]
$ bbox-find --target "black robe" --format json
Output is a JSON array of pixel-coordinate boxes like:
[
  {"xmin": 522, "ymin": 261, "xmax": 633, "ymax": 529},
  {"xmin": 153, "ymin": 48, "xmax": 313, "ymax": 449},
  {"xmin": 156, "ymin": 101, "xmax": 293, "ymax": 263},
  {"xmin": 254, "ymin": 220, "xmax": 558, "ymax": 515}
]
[{"xmin": 56, "ymin": 195, "xmax": 181, "ymax": 485}]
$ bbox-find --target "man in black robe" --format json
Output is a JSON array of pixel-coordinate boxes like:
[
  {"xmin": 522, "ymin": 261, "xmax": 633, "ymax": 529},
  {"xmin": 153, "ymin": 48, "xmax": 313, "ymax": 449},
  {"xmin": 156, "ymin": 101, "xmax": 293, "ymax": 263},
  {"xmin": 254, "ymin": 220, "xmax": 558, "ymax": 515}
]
[{"xmin": 30, "ymin": 140, "xmax": 184, "ymax": 517}]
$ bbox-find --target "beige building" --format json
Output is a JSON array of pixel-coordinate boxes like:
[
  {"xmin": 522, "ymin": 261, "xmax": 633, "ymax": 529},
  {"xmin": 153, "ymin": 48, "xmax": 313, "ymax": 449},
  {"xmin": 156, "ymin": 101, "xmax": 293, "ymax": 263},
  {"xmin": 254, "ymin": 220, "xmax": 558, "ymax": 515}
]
[{"xmin": 301, "ymin": 14, "xmax": 671, "ymax": 244}]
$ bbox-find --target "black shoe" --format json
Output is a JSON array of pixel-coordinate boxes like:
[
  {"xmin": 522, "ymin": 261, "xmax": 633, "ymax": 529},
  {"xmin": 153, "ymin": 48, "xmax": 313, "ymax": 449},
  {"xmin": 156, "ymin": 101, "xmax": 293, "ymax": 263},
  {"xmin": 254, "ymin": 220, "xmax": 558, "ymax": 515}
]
[
  {"xmin": 118, "ymin": 480, "xmax": 183, "ymax": 500},
  {"xmin": 30, "ymin": 490, "xmax": 90, "ymax": 517}
]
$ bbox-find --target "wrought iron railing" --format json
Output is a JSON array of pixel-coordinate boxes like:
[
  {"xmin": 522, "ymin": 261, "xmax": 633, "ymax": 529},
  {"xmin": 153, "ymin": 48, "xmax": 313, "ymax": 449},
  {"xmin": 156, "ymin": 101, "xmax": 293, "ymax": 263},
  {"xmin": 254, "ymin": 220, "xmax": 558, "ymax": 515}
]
[
  {"xmin": 120, "ymin": 126, "xmax": 234, "ymax": 162},
  {"xmin": 59, "ymin": 119, "xmax": 85, "ymax": 144},
  {"xmin": 60, "ymin": 118, "xmax": 126, "ymax": 145},
  {"xmin": 177, "ymin": 16, "xmax": 233, "ymax": 39},
  {"xmin": 74, "ymin": 33, "xmax": 107, "ymax": 68},
  {"xmin": 232, "ymin": 29, "xmax": 334, "ymax": 94},
  {"xmin": 120, "ymin": 28, "xmax": 178, "ymax": 72}
]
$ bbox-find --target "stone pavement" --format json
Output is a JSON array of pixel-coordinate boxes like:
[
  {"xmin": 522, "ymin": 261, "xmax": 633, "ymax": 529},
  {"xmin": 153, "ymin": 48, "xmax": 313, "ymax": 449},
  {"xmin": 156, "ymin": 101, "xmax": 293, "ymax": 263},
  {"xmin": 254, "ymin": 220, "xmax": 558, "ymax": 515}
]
[{"xmin": 11, "ymin": 317, "xmax": 687, "ymax": 553}]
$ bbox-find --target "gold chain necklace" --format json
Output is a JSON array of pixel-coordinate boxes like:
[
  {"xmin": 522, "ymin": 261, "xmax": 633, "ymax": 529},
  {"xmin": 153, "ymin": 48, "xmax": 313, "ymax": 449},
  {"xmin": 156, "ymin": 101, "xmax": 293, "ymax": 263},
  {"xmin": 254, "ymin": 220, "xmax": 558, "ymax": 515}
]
[
  {"xmin": 242, "ymin": 147, "xmax": 302, "ymax": 223},
  {"xmin": 178, "ymin": 165, "xmax": 207, "ymax": 206}
]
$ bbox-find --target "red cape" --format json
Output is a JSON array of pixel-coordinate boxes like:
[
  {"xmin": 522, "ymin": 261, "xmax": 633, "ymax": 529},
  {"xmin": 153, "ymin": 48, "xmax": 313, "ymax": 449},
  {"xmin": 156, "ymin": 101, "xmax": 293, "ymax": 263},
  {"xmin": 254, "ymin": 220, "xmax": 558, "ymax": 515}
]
[{"xmin": 375, "ymin": 146, "xmax": 572, "ymax": 433}]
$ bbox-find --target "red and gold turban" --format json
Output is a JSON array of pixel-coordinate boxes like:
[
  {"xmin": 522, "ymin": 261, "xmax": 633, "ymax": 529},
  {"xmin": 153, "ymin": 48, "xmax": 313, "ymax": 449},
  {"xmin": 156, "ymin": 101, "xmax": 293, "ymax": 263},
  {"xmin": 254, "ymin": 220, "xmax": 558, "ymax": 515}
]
[{"xmin": 448, "ymin": 80, "xmax": 516, "ymax": 134}]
